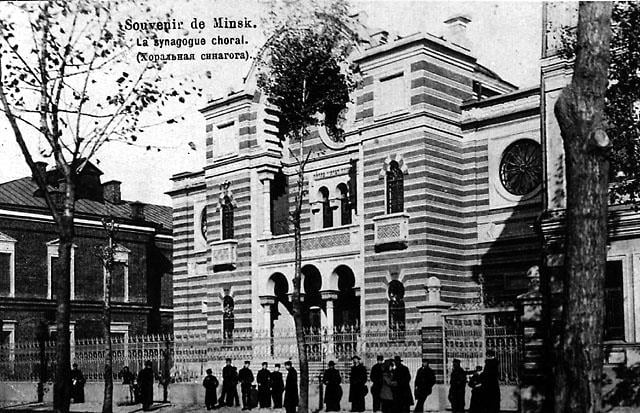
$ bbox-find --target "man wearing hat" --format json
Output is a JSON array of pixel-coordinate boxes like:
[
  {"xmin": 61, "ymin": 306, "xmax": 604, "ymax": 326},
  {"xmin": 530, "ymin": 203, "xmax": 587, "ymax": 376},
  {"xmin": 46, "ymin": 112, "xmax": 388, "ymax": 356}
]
[
  {"xmin": 238, "ymin": 360, "xmax": 255, "ymax": 410},
  {"xmin": 220, "ymin": 358, "xmax": 239, "ymax": 407},
  {"xmin": 283, "ymin": 361, "xmax": 298, "ymax": 413},
  {"xmin": 349, "ymin": 356, "xmax": 368, "ymax": 412},
  {"xmin": 137, "ymin": 360, "xmax": 155, "ymax": 411},
  {"xmin": 203, "ymin": 368, "xmax": 219, "ymax": 410},
  {"xmin": 256, "ymin": 362, "xmax": 271, "ymax": 408},
  {"xmin": 448, "ymin": 359, "xmax": 467, "ymax": 413},
  {"xmin": 270, "ymin": 363, "xmax": 285, "ymax": 408},
  {"xmin": 414, "ymin": 360, "xmax": 436, "ymax": 413},
  {"xmin": 394, "ymin": 356, "xmax": 413, "ymax": 413},
  {"xmin": 369, "ymin": 355, "xmax": 384, "ymax": 412},
  {"xmin": 323, "ymin": 360, "xmax": 343, "ymax": 412}
]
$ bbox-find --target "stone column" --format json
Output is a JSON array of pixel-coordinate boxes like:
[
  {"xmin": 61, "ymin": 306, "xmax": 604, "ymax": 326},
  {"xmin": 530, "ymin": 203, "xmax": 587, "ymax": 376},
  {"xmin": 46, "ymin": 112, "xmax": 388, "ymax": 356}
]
[
  {"xmin": 260, "ymin": 177, "xmax": 272, "ymax": 237},
  {"xmin": 321, "ymin": 290, "xmax": 338, "ymax": 356},
  {"xmin": 259, "ymin": 295, "xmax": 276, "ymax": 332},
  {"xmin": 518, "ymin": 266, "xmax": 547, "ymax": 413},
  {"xmin": 417, "ymin": 276, "xmax": 451, "ymax": 412}
]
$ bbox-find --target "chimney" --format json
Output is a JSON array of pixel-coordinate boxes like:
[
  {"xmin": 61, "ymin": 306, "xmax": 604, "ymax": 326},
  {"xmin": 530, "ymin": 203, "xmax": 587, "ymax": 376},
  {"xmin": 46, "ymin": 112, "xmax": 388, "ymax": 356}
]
[
  {"xmin": 32, "ymin": 161, "xmax": 47, "ymax": 181},
  {"xmin": 103, "ymin": 180, "xmax": 122, "ymax": 204},
  {"xmin": 370, "ymin": 30, "xmax": 389, "ymax": 47},
  {"xmin": 130, "ymin": 201, "xmax": 145, "ymax": 221},
  {"xmin": 444, "ymin": 14, "xmax": 471, "ymax": 50}
]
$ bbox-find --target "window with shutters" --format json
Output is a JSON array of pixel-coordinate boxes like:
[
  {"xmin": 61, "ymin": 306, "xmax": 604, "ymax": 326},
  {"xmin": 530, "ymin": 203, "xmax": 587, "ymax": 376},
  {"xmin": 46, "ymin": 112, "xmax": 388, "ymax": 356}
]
[
  {"xmin": 386, "ymin": 161, "xmax": 404, "ymax": 214},
  {"xmin": 221, "ymin": 196, "xmax": 234, "ymax": 240}
]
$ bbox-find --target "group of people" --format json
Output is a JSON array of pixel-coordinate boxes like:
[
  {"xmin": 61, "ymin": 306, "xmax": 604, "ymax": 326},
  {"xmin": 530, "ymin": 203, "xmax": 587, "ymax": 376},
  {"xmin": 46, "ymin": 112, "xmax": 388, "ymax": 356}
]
[
  {"xmin": 324, "ymin": 355, "xmax": 435, "ymax": 413},
  {"xmin": 69, "ymin": 361, "xmax": 156, "ymax": 411},
  {"xmin": 202, "ymin": 359, "xmax": 298, "ymax": 412},
  {"xmin": 448, "ymin": 356, "xmax": 501, "ymax": 413}
]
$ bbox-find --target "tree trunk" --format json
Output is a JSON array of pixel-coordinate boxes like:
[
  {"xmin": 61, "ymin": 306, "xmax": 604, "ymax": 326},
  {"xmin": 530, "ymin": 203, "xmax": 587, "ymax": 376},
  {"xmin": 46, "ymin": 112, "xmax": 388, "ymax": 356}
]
[
  {"xmin": 102, "ymin": 235, "xmax": 113, "ymax": 413},
  {"xmin": 292, "ymin": 154, "xmax": 309, "ymax": 413},
  {"xmin": 553, "ymin": 3, "xmax": 612, "ymax": 413},
  {"xmin": 53, "ymin": 195, "xmax": 75, "ymax": 413}
]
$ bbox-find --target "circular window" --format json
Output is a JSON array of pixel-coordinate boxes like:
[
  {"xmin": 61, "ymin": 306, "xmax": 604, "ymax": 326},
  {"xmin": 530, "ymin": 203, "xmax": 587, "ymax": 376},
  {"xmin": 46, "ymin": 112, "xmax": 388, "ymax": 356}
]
[
  {"xmin": 499, "ymin": 139, "xmax": 542, "ymax": 196},
  {"xmin": 200, "ymin": 207, "xmax": 207, "ymax": 240}
]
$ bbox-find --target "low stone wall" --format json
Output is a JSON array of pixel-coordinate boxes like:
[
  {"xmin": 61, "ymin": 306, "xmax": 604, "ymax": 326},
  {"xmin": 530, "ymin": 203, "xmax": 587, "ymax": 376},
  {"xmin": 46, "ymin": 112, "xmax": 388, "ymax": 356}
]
[{"xmin": 0, "ymin": 381, "xmax": 519, "ymax": 411}]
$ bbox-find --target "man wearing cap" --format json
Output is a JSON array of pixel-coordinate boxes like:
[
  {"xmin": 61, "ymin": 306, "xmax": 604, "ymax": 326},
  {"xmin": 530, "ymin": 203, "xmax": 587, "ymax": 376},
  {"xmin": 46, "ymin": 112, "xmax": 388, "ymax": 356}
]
[
  {"xmin": 220, "ymin": 358, "xmax": 239, "ymax": 407},
  {"xmin": 283, "ymin": 361, "xmax": 298, "ymax": 413},
  {"xmin": 394, "ymin": 356, "xmax": 413, "ymax": 413},
  {"xmin": 323, "ymin": 360, "xmax": 343, "ymax": 412},
  {"xmin": 448, "ymin": 359, "xmax": 467, "ymax": 413},
  {"xmin": 370, "ymin": 355, "xmax": 384, "ymax": 412},
  {"xmin": 271, "ymin": 363, "xmax": 285, "ymax": 408},
  {"xmin": 414, "ymin": 360, "xmax": 436, "ymax": 413},
  {"xmin": 349, "ymin": 356, "xmax": 368, "ymax": 412},
  {"xmin": 256, "ymin": 362, "xmax": 271, "ymax": 408},
  {"xmin": 203, "ymin": 368, "xmax": 219, "ymax": 410},
  {"xmin": 239, "ymin": 360, "xmax": 255, "ymax": 410}
]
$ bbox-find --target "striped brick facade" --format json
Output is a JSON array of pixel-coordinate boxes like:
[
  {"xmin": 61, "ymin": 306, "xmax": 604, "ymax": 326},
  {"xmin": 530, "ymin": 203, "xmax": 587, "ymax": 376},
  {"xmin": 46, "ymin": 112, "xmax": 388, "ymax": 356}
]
[{"xmin": 170, "ymin": 30, "xmax": 543, "ymax": 339}]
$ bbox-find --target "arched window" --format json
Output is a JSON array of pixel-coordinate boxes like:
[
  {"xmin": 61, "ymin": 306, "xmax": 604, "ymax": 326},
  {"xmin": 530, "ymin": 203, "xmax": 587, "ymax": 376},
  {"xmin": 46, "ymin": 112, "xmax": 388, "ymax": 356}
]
[
  {"xmin": 386, "ymin": 161, "xmax": 404, "ymax": 213},
  {"xmin": 338, "ymin": 183, "xmax": 351, "ymax": 225},
  {"xmin": 320, "ymin": 187, "xmax": 333, "ymax": 228},
  {"xmin": 222, "ymin": 295, "xmax": 235, "ymax": 341},
  {"xmin": 221, "ymin": 196, "xmax": 234, "ymax": 239},
  {"xmin": 388, "ymin": 280, "xmax": 406, "ymax": 341}
]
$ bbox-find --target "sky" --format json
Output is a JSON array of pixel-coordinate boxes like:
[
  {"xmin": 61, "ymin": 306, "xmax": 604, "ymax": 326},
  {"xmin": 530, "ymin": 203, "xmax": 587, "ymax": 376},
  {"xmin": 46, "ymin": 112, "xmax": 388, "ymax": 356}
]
[{"xmin": 0, "ymin": 1, "xmax": 542, "ymax": 206}]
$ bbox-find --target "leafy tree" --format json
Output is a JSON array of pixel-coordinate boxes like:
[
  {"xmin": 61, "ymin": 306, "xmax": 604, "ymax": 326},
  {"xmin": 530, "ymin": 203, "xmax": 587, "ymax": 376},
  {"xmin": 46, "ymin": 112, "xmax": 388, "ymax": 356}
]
[
  {"xmin": 256, "ymin": 1, "xmax": 357, "ymax": 411},
  {"xmin": 0, "ymin": 2, "xmax": 193, "ymax": 411},
  {"xmin": 553, "ymin": 2, "xmax": 613, "ymax": 413}
]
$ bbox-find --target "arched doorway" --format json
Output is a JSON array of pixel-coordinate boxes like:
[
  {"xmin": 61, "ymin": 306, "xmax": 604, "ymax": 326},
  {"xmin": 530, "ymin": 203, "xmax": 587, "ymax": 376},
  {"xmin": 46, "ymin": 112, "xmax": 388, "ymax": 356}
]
[
  {"xmin": 333, "ymin": 265, "xmax": 360, "ymax": 329},
  {"xmin": 302, "ymin": 264, "xmax": 323, "ymax": 330}
]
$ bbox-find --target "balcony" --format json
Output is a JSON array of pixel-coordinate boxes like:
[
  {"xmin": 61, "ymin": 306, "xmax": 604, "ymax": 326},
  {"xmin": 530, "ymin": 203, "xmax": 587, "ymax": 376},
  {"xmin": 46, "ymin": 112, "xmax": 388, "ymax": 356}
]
[
  {"xmin": 258, "ymin": 224, "xmax": 360, "ymax": 265},
  {"xmin": 373, "ymin": 212, "xmax": 410, "ymax": 250},
  {"xmin": 211, "ymin": 239, "xmax": 238, "ymax": 270}
]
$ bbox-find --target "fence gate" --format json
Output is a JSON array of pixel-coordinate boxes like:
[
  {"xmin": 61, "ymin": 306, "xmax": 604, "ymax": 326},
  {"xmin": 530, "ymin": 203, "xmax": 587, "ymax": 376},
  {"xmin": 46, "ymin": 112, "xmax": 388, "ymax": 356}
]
[{"xmin": 443, "ymin": 308, "xmax": 522, "ymax": 385}]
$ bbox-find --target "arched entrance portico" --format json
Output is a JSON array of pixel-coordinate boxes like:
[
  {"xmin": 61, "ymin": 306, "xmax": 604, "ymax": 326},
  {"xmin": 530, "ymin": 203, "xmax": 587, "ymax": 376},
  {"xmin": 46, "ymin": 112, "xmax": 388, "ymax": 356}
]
[{"xmin": 333, "ymin": 265, "xmax": 360, "ymax": 329}]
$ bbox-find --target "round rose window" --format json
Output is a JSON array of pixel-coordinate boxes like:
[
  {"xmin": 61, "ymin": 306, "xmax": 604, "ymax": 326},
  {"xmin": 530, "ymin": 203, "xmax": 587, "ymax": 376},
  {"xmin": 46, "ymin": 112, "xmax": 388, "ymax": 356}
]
[{"xmin": 499, "ymin": 139, "xmax": 542, "ymax": 196}]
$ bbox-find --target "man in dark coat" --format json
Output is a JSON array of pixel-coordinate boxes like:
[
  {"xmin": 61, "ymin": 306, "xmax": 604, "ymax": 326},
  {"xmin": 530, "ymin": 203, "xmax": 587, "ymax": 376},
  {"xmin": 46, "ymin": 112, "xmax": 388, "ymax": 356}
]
[
  {"xmin": 256, "ymin": 362, "xmax": 271, "ymax": 408},
  {"xmin": 448, "ymin": 359, "xmax": 467, "ymax": 413},
  {"xmin": 70, "ymin": 363, "xmax": 86, "ymax": 403},
  {"xmin": 203, "ymin": 368, "xmax": 219, "ymax": 410},
  {"xmin": 468, "ymin": 366, "xmax": 483, "ymax": 413},
  {"xmin": 238, "ymin": 361, "xmax": 254, "ymax": 410},
  {"xmin": 414, "ymin": 360, "xmax": 436, "ymax": 413},
  {"xmin": 118, "ymin": 366, "xmax": 136, "ymax": 403},
  {"xmin": 138, "ymin": 360, "xmax": 155, "ymax": 411},
  {"xmin": 271, "ymin": 363, "xmax": 285, "ymax": 408},
  {"xmin": 370, "ymin": 355, "xmax": 384, "ymax": 412},
  {"xmin": 349, "ymin": 356, "xmax": 367, "ymax": 412},
  {"xmin": 220, "ymin": 358, "xmax": 240, "ymax": 407},
  {"xmin": 480, "ymin": 358, "xmax": 500, "ymax": 413},
  {"xmin": 283, "ymin": 361, "xmax": 298, "ymax": 413},
  {"xmin": 323, "ymin": 360, "xmax": 343, "ymax": 412},
  {"xmin": 393, "ymin": 356, "xmax": 413, "ymax": 413}
]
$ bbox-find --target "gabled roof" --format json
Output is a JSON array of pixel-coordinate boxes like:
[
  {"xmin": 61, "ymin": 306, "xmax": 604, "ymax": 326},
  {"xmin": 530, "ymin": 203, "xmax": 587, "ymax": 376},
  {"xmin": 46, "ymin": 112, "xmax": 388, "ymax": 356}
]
[{"xmin": 0, "ymin": 176, "xmax": 172, "ymax": 231}]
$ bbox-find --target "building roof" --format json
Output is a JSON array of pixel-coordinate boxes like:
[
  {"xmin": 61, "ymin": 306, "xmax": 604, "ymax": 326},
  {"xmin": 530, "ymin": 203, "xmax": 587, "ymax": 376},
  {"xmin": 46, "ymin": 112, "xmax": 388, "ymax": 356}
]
[{"xmin": 0, "ymin": 176, "xmax": 172, "ymax": 231}]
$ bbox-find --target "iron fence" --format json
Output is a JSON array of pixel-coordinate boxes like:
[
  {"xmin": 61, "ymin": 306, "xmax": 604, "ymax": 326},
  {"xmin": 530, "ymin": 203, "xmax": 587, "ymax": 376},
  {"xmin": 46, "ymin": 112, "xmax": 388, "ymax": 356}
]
[
  {"xmin": 0, "ymin": 323, "xmax": 422, "ymax": 384},
  {"xmin": 443, "ymin": 308, "xmax": 522, "ymax": 385}
]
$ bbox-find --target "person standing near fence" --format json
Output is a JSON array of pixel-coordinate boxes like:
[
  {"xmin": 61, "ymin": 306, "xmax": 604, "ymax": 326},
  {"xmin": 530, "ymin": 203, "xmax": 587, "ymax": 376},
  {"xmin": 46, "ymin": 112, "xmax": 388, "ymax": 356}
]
[
  {"xmin": 413, "ymin": 360, "xmax": 436, "ymax": 413},
  {"xmin": 203, "ymin": 368, "xmax": 219, "ymax": 410},
  {"xmin": 349, "ymin": 355, "xmax": 367, "ymax": 412},
  {"xmin": 380, "ymin": 359, "xmax": 397, "ymax": 413},
  {"xmin": 138, "ymin": 360, "xmax": 155, "ymax": 411},
  {"xmin": 448, "ymin": 359, "xmax": 467, "ymax": 413},
  {"xmin": 239, "ymin": 360, "xmax": 255, "ymax": 410},
  {"xmin": 468, "ymin": 365, "xmax": 483, "ymax": 413},
  {"xmin": 70, "ymin": 363, "xmax": 86, "ymax": 403},
  {"xmin": 283, "ymin": 361, "xmax": 298, "ymax": 413},
  {"xmin": 481, "ymin": 357, "xmax": 500, "ymax": 413},
  {"xmin": 220, "ymin": 358, "xmax": 240, "ymax": 407},
  {"xmin": 271, "ymin": 363, "xmax": 284, "ymax": 408},
  {"xmin": 118, "ymin": 366, "xmax": 136, "ymax": 404},
  {"xmin": 393, "ymin": 356, "xmax": 413, "ymax": 413},
  {"xmin": 323, "ymin": 360, "xmax": 343, "ymax": 412},
  {"xmin": 370, "ymin": 355, "xmax": 384, "ymax": 412},
  {"xmin": 256, "ymin": 362, "xmax": 271, "ymax": 408}
]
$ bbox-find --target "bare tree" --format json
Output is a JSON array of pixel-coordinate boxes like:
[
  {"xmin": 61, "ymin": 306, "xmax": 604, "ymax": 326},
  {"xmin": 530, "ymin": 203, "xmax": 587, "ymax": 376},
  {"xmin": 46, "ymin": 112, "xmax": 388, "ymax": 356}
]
[
  {"xmin": 0, "ymin": 2, "xmax": 192, "ymax": 411},
  {"xmin": 553, "ymin": 2, "xmax": 613, "ymax": 413}
]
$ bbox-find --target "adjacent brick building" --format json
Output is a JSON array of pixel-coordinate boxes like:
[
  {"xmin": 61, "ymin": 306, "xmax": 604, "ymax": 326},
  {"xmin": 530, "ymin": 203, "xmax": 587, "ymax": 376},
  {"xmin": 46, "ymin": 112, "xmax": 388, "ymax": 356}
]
[{"xmin": 0, "ymin": 162, "xmax": 173, "ymax": 345}]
